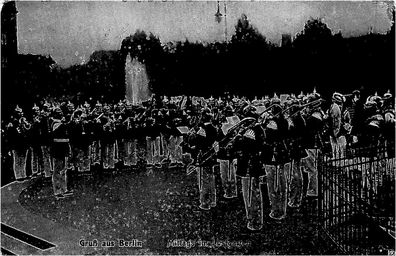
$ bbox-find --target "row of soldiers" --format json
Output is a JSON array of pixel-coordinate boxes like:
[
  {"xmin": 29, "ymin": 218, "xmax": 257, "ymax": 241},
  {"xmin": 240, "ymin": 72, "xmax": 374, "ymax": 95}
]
[
  {"xmin": 184, "ymin": 89, "xmax": 394, "ymax": 230},
  {"xmin": 3, "ymin": 89, "xmax": 395, "ymax": 229}
]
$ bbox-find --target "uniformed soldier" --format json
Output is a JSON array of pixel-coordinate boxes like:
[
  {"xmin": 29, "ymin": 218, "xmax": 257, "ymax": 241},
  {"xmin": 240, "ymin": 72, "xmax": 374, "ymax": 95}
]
[
  {"xmin": 189, "ymin": 108, "xmax": 218, "ymax": 210},
  {"xmin": 382, "ymin": 90, "xmax": 395, "ymax": 152},
  {"xmin": 40, "ymin": 101, "xmax": 54, "ymax": 177},
  {"xmin": 340, "ymin": 95, "xmax": 352, "ymax": 156},
  {"xmin": 124, "ymin": 102, "xmax": 138, "ymax": 167},
  {"xmin": 69, "ymin": 107, "xmax": 91, "ymax": 172},
  {"xmin": 328, "ymin": 92, "xmax": 344, "ymax": 161},
  {"xmin": 382, "ymin": 91, "xmax": 395, "ymax": 177},
  {"xmin": 217, "ymin": 105, "xmax": 238, "ymax": 199},
  {"xmin": 100, "ymin": 104, "xmax": 116, "ymax": 170},
  {"xmin": 8, "ymin": 106, "xmax": 31, "ymax": 181},
  {"xmin": 145, "ymin": 108, "xmax": 160, "ymax": 168},
  {"xmin": 301, "ymin": 92, "xmax": 325, "ymax": 197},
  {"xmin": 83, "ymin": 101, "xmax": 91, "ymax": 114},
  {"xmin": 164, "ymin": 109, "xmax": 185, "ymax": 167},
  {"xmin": 154, "ymin": 108, "xmax": 168, "ymax": 166},
  {"xmin": 363, "ymin": 96, "xmax": 383, "ymax": 148},
  {"xmin": 114, "ymin": 102, "xmax": 127, "ymax": 167},
  {"xmin": 234, "ymin": 119, "xmax": 267, "ymax": 230},
  {"xmin": 50, "ymin": 107, "xmax": 73, "ymax": 199},
  {"xmin": 264, "ymin": 96, "xmax": 290, "ymax": 220},
  {"xmin": 285, "ymin": 98, "xmax": 307, "ymax": 207},
  {"xmin": 363, "ymin": 94, "xmax": 387, "ymax": 194},
  {"xmin": 348, "ymin": 90, "xmax": 364, "ymax": 145},
  {"xmin": 30, "ymin": 104, "xmax": 44, "ymax": 177},
  {"xmin": 90, "ymin": 101, "xmax": 103, "ymax": 166},
  {"xmin": 65, "ymin": 101, "xmax": 76, "ymax": 171}
]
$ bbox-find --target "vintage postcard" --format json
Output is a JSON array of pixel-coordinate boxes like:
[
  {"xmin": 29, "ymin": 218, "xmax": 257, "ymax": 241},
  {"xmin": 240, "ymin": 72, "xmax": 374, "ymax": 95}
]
[{"xmin": 1, "ymin": 0, "xmax": 395, "ymax": 255}]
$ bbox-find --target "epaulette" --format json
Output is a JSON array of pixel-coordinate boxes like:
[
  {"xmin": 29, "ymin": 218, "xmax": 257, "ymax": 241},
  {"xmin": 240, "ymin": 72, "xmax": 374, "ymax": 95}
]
[{"xmin": 243, "ymin": 129, "xmax": 255, "ymax": 140}]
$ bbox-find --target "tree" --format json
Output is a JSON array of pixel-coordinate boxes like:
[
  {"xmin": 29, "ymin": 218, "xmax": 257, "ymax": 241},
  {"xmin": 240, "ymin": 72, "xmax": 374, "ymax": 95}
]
[
  {"xmin": 86, "ymin": 50, "xmax": 124, "ymax": 102},
  {"xmin": 231, "ymin": 14, "xmax": 267, "ymax": 45},
  {"xmin": 293, "ymin": 18, "xmax": 332, "ymax": 51},
  {"xmin": 230, "ymin": 14, "xmax": 269, "ymax": 96}
]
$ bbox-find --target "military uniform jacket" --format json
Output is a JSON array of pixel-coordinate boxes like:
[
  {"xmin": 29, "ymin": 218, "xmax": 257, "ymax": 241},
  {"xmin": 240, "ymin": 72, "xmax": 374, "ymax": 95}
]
[
  {"xmin": 69, "ymin": 119, "xmax": 90, "ymax": 147},
  {"xmin": 39, "ymin": 116, "xmax": 52, "ymax": 145},
  {"xmin": 51, "ymin": 119, "xmax": 70, "ymax": 158},
  {"xmin": 100, "ymin": 115, "xmax": 116, "ymax": 145},
  {"xmin": 234, "ymin": 124, "xmax": 266, "ymax": 178},
  {"xmin": 328, "ymin": 103, "xmax": 341, "ymax": 138},
  {"xmin": 303, "ymin": 110, "xmax": 324, "ymax": 149},
  {"xmin": 29, "ymin": 119, "xmax": 42, "ymax": 147},
  {"xmin": 288, "ymin": 114, "xmax": 308, "ymax": 160},
  {"xmin": 216, "ymin": 129, "xmax": 232, "ymax": 161},
  {"xmin": 264, "ymin": 115, "xmax": 290, "ymax": 165},
  {"xmin": 194, "ymin": 122, "xmax": 217, "ymax": 167},
  {"xmin": 6, "ymin": 119, "xmax": 26, "ymax": 150}
]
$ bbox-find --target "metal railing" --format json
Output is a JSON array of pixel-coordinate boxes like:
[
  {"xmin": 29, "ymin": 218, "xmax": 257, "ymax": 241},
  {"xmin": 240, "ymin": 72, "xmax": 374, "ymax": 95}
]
[{"xmin": 318, "ymin": 144, "xmax": 395, "ymax": 254}]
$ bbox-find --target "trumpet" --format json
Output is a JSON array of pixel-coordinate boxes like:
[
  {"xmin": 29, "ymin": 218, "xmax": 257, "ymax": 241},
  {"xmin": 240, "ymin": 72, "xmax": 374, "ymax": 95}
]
[
  {"xmin": 122, "ymin": 116, "xmax": 131, "ymax": 125},
  {"xmin": 89, "ymin": 108, "xmax": 97, "ymax": 116},
  {"xmin": 95, "ymin": 113, "xmax": 104, "ymax": 122}
]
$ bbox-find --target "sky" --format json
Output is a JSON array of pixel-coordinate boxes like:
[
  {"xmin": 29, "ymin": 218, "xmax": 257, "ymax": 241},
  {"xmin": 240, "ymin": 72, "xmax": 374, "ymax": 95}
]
[{"xmin": 15, "ymin": 1, "xmax": 393, "ymax": 67}]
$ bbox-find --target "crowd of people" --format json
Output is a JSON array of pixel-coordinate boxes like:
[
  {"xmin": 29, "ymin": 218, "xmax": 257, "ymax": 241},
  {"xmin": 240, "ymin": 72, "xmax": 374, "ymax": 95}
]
[{"xmin": 2, "ymin": 89, "xmax": 395, "ymax": 231}]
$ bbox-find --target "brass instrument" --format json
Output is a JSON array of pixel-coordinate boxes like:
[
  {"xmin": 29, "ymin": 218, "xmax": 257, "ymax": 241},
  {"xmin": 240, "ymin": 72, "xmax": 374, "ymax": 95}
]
[
  {"xmin": 17, "ymin": 117, "xmax": 31, "ymax": 133},
  {"xmin": 103, "ymin": 115, "xmax": 115, "ymax": 132},
  {"xmin": 95, "ymin": 113, "xmax": 104, "ymax": 122},
  {"xmin": 288, "ymin": 98, "xmax": 325, "ymax": 118},
  {"xmin": 80, "ymin": 113, "xmax": 88, "ymax": 135},
  {"xmin": 69, "ymin": 108, "xmax": 89, "ymax": 135},
  {"xmin": 33, "ymin": 114, "xmax": 42, "ymax": 124},
  {"xmin": 70, "ymin": 108, "xmax": 80, "ymax": 123},
  {"xmin": 194, "ymin": 99, "xmax": 314, "ymax": 166},
  {"xmin": 190, "ymin": 103, "xmax": 279, "ymax": 166},
  {"xmin": 122, "ymin": 116, "xmax": 132, "ymax": 129},
  {"xmin": 89, "ymin": 108, "xmax": 96, "ymax": 116},
  {"xmin": 196, "ymin": 117, "xmax": 256, "ymax": 166}
]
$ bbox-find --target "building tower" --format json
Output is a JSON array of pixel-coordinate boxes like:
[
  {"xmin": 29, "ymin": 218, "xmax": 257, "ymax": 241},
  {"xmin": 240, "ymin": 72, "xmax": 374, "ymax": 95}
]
[{"xmin": 1, "ymin": 1, "xmax": 18, "ymax": 70}]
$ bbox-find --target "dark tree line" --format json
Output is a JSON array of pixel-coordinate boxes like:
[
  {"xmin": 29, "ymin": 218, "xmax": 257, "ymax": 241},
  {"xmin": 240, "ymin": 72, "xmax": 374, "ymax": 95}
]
[{"xmin": 2, "ymin": 14, "xmax": 395, "ymax": 116}]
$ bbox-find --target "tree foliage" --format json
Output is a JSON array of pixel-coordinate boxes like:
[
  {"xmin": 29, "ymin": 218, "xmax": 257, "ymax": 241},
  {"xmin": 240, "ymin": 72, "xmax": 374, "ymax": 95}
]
[{"xmin": 2, "ymin": 15, "xmax": 394, "ymax": 114}]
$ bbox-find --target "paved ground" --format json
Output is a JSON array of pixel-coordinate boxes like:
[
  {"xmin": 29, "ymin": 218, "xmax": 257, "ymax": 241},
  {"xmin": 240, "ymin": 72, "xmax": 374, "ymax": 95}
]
[
  {"xmin": 1, "ymin": 179, "xmax": 102, "ymax": 255},
  {"xmin": 2, "ymin": 165, "xmax": 333, "ymax": 255}
]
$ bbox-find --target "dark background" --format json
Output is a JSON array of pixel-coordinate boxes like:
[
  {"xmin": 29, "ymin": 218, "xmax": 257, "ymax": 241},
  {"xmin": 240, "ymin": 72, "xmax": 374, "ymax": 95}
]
[{"xmin": 2, "ymin": 5, "xmax": 395, "ymax": 116}]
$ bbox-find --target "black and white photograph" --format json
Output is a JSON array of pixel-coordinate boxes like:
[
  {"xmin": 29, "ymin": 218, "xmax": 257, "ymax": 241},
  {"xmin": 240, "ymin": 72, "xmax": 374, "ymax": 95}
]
[{"xmin": 1, "ymin": 0, "xmax": 395, "ymax": 254}]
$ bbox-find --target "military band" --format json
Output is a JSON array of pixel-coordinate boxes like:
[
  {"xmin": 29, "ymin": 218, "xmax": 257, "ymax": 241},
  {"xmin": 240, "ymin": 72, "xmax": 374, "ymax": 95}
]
[{"xmin": 3, "ymin": 89, "xmax": 395, "ymax": 227}]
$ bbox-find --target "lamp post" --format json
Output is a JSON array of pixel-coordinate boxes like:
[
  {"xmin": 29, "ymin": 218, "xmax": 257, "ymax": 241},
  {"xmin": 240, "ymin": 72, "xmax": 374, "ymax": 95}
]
[
  {"xmin": 215, "ymin": 1, "xmax": 223, "ymax": 23},
  {"xmin": 215, "ymin": 1, "xmax": 228, "ymax": 42},
  {"xmin": 224, "ymin": 1, "xmax": 228, "ymax": 42}
]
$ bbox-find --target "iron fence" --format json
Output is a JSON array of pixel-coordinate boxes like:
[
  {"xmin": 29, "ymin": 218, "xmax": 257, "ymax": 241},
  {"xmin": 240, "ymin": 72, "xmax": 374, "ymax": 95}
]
[{"xmin": 318, "ymin": 144, "xmax": 395, "ymax": 255}]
